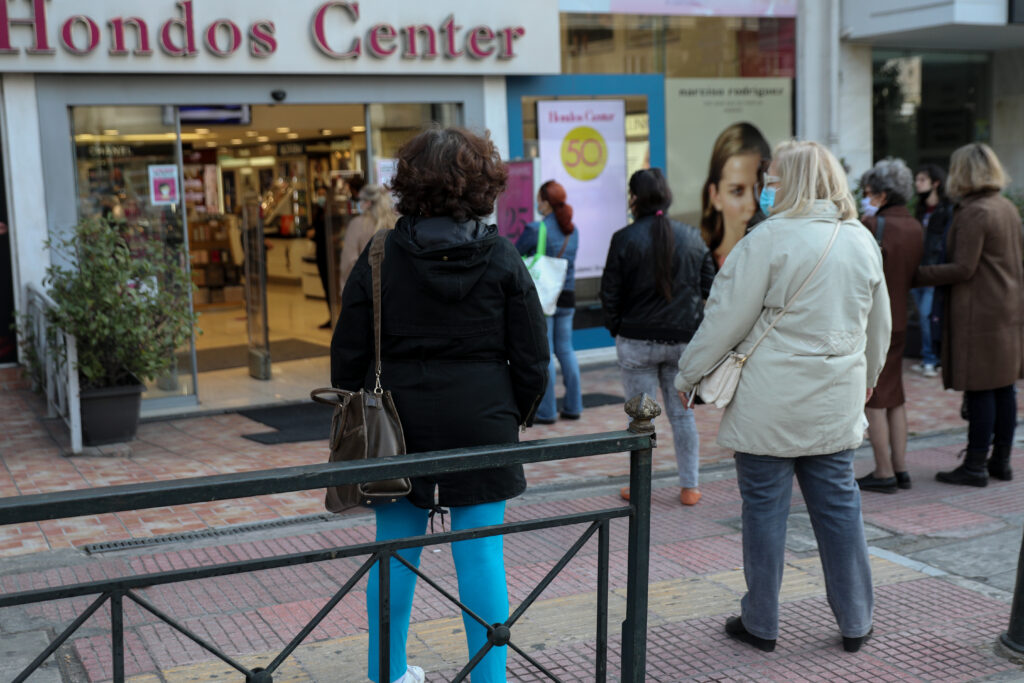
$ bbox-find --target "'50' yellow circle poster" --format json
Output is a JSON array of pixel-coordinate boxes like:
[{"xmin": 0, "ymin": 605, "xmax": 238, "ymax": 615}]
[{"xmin": 560, "ymin": 126, "xmax": 608, "ymax": 181}]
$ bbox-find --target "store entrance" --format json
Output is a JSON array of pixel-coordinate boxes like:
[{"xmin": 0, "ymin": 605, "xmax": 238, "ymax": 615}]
[
  {"xmin": 179, "ymin": 104, "xmax": 366, "ymax": 399},
  {"xmin": 71, "ymin": 101, "xmax": 461, "ymax": 410},
  {"xmin": 177, "ymin": 102, "xmax": 460, "ymax": 407}
]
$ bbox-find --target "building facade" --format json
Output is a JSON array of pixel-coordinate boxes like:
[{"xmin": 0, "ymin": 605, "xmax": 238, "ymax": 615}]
[{"xmin": 0, "ymin": 0, "xmax": 857, "ymax": 415}]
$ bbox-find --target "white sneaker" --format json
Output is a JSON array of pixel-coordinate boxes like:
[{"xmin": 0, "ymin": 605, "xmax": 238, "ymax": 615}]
[
  {"xmin": 392, "ymin": 665, "xmax": 425, "ymax": 683},
  {"xmin": 922, "ymin": 364, "xmax": 938, "ymax": 378}
]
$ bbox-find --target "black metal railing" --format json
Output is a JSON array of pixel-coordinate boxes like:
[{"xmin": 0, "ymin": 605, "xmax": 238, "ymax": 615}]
[{"xmin": 0, "ymin": 394, "xmax": 662, "ymax": 683}]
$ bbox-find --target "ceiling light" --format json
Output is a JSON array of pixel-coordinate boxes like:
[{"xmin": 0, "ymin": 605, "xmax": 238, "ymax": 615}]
[
  {"xmin": 351, "ymin": 125, "xmax": 366, "ymax": 133},
  {"xmin": 257, "ymin": 136, "xmax": 270, "ymax": 142},
  {"xmin": 245, "ymin": 130, "xmax": 258, "ymax": 137},
  {"xmin": 230, "ymin": 138, "xmax": 243, "ymax": 145},
  {"xmin": 205, "ymin": 141, "xmax": 217, "ymax": 147},
  {"xmin": 102, "ymin": 129, "xmax": 120, "ymax": 135},
  {"xmin": 275, "ymin": 127, "xmax": 290, "ymax": 133},
  {"xmin": 320, "ymin": 129, "xmax": 332, "ymax": 136},
  {"xmin": 286, "ymin": 132, "xmax": 299, "ymax": 139},
  {"xmin": 194, "ymin": 128, "xmax": 210, "ymax": 134}
]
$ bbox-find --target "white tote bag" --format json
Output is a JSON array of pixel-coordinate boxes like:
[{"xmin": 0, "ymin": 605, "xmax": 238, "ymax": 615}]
[{"xmin": 523, "ymin": 219, "xmax": 568, "ymax": 316}]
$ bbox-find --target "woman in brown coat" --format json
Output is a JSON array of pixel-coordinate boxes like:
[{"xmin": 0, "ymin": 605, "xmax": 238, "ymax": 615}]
[
  {"xmin": 857, "ymin": 158, "xmax": 924, "ymax": 494},
  {"xmin": 917, "ymin": 143, "xmax": 1024, "ymax": 486}
]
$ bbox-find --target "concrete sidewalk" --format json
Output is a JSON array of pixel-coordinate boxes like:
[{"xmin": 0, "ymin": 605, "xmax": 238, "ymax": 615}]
[{"xmin": 1, "ymin": 363, "xmax": 1024, "ymax": 681}]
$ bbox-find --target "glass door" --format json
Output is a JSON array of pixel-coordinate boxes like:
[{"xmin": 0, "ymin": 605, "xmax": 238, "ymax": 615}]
[
  {"xmin": 71, "ymin": 106, "xmax": 199, "ymax": 405},
  {"xmin": 242, "ymin": 193, "xmax": 270, "ymax": 379}
]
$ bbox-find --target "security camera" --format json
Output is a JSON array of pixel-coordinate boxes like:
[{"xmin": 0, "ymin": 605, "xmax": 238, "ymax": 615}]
[{"xmin": 270, "ymin": 89, "xmax": 286, "ymax": 102}]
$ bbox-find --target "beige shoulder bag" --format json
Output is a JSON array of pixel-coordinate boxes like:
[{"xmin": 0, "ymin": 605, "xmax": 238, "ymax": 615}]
[{"xmin": 690, "ymin": 220, "xmax": 842, "ymax": 409}]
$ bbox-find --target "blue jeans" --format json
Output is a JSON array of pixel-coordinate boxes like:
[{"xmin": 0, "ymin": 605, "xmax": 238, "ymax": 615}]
[
  {"xmin": 733, "ymin": 450, "xmax": 873, "ymax": 640},
  {"xmin": 367, "ymin": 499, "xmax": 509, "ymax": 683},
  {"xmin": 538, "ymin": 306, "xmax": 582, "ymax": 420},
  {"xmin": 615, "ymin": 337, "xmax": 700, "ymax": 488},
  {"xmin": 911, "ymin": 287, "xmax": 937, "ymax": 366}
]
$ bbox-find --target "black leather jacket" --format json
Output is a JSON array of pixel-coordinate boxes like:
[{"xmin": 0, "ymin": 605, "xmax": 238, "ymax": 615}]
[{"xmin": 600, "ymin": 217, "xmax": 715, "ymax": 342}]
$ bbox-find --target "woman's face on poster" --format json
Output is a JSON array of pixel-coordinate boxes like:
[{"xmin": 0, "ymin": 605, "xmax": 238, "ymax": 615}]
[{"xmin": 709, "ymin": 153, "xmax": 761, "ymax": 232}]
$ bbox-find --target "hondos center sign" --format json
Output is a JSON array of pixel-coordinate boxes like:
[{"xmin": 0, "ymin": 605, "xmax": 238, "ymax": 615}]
[{"xmin": 0, "ymin": 0, "xmax": 560, "ymax": 74}]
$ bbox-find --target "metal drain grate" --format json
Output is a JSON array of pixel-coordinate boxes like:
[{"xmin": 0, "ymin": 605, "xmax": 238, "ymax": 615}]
[{"xmin": 81, "ymin": 513, "xmax": 336, "ymax": 554}]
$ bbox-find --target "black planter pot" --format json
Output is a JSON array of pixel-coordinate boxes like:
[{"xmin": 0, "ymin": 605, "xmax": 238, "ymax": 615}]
[{"xmin": 80, "ymin": 378, "xmax": 145, "ymax": 447}]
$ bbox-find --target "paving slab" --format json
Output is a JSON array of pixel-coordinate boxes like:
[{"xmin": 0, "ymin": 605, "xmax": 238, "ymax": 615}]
[
  {"xmin": 0, "ymin": 630, "xmax": 64, "ymax": 682},
  {"xmin": 910, "ymin": 527, "xmax": 1024, "ymax": 585}
]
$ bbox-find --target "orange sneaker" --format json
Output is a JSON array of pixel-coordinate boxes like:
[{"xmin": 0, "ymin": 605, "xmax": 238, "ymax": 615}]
[
  {"xmin": 619, "ymin": 486, "xmax": 630, "ymax": 501},
  {"xmin": 680, "ymin": 488, "xmax": 702, "ymax": 505}
]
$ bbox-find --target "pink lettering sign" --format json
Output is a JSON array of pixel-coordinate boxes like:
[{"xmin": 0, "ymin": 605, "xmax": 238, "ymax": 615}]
[{"xmin": 497, "ymin": 160, "xmax": 535, "ymax": 243}]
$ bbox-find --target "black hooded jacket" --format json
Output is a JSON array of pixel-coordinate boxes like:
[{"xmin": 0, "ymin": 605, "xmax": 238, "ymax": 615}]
[{"xmin": 330, "ymin": 215, "xmax": 549, "ymax": 508}]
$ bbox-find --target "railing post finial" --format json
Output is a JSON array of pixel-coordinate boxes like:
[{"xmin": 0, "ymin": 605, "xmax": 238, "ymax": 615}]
[{"xmin": 624, "ymin": 393, "xmax": 661, "ymax": 435}]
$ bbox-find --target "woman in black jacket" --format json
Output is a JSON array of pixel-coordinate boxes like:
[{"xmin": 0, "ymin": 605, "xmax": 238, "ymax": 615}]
[
  {"xmin": 331, "ymin": 127, "xmax": 549, "ymax": 683},
  {"xmin": 601, "ymin": 168, "xmax": 715, "ymax": 505}
]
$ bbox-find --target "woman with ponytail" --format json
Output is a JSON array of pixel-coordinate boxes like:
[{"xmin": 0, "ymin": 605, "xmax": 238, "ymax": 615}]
[
  {"xmin": 601, "ymin": 168, "xmax": 715, "ymax": 505},
  {"xmin": 515, "ymin": 180, "xmax": 583, "ymax": 424}
]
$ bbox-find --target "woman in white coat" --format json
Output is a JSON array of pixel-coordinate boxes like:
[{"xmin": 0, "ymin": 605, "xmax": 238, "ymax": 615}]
[{"xmin": 675, "ymin": 141, "xmax": 891, "ymax": 654}]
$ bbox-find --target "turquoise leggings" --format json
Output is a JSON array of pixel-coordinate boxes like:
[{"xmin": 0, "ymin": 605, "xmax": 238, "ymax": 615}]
[{"xmin": 367, "ymin": 498, "xmax": 509, "ymax": 683}]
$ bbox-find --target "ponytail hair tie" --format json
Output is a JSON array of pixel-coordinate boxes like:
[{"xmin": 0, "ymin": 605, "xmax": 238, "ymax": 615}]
[{"xmin": 655, "ymin": 210, "xmax": 664, "ymax": 217}]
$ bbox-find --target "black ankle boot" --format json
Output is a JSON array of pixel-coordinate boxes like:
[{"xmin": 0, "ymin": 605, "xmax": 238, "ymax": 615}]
[
  {"xmin": 936, "ymin": 449, "xmax": 989, "ymax": 487},
  {"xmin": 988, "ymin": 444, "xmax": 1013, "ymax": 481}
]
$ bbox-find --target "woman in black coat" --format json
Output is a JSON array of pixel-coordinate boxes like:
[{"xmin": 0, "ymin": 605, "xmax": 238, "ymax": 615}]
[{"xmin": 331, "ymin": 126, "xmax": 549, "ymax": 683}]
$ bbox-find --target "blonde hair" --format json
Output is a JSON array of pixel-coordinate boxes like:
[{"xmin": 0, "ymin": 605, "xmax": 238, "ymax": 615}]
[
  {"xmin": 770, "ymin": 140, "xmax": 857, "ymax": 221},
  {"xmin": 946, "ymin": 143, "xmax": 1008, "ymax": 199},
  {"xmin": 358, "ymin": 184, "xmax": 397, "ymax": 233}
]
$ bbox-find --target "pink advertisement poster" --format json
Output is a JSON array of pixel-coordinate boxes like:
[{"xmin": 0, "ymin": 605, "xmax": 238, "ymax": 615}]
[
  {"xmin": 608, "ymin": 0, "xmax": 796, "ymax": 16},
  {"xmin": 497, "ymin": 160, "xmax": 535, "ymax": 243},
  {"xmin": 148, "ymin": 165, "xmax": 179, "ymax": 206}
]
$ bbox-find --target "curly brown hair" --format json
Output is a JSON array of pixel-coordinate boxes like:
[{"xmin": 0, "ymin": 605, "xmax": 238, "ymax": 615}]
[{"xmin": 390, "ymin": 126, "xmax": 508, "ymax": 221}]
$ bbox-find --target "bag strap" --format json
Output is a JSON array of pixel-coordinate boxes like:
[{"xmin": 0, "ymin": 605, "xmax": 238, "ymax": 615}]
[
  {"xmin": 744, "ymin": 219, "xmax": 842, "ymax": 359},
  {"xmin": 369, "ymin": 230, "xmax": 388, "ymax": 395},
  {"xmin": 556, "ymin": 229, "xmax": 570, "ymax": 258}
]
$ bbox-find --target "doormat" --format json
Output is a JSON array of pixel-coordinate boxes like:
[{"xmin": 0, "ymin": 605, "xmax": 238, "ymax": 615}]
[
  {"xmin": 240, "ymin": 401, "xmax": 335, "ymax": 444},
  {"xmin": 239, "ymin": 392, "xmax": 627, "ymax": 445},
  {"xmin": 194, "ymin": 339, "xmax": 329, "ymax": 373},
  {"xmin": 569, "ymin": 392, "xmax": 624, "ymax": 409}
]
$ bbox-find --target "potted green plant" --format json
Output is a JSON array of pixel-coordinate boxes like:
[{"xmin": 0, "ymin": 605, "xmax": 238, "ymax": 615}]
[{"xmin": 44, "ymin": 217, "xmax": 196, "ymax": 446}]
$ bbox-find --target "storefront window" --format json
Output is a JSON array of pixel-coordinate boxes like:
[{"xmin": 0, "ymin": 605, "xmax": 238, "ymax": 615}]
[
  {"xmin": 72, "ymin": 106, "xmax": 197, "ymax": 403},
  {"xmin": 367, "ymin": 103, "xmax": 462, "ymax": 182},
  {"xmin": 872, "ymin": 50, "xmax": 992, "ymax": 170},
  {"xmin": 561, "ymin": 13, "xmax": 795, "ymax": 77}
]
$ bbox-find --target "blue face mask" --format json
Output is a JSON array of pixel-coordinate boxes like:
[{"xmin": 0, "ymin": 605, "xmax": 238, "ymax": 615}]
[{"xmin": 759, "ymin": 186, "xmax": 776, "ymax": 216}]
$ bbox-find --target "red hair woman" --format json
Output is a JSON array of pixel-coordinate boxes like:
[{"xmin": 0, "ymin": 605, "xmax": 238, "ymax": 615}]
[{"xmin": 515, "ymin": 180, "xmax": 583, "ymax": 423}]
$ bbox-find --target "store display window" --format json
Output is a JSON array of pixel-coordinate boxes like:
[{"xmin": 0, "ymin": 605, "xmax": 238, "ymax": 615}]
[{"xmin": 72, "ymin": 106, "xmax": 198, "ymax": 403}]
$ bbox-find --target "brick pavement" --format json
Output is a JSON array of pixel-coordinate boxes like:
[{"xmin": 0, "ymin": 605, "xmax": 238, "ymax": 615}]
[
  {"xmin": 2, "ymin": 450, "xmax": 1023, "ymax": 681},
  {"xmin": 2, "ymin": 363, "xmax": 1024, "ymax": 681},
  {"xmin": 1, "ymin": 359, "xmax": 1016, "ymax": 558}
]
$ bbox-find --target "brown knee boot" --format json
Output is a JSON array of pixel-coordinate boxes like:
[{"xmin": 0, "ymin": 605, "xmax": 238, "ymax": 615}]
[{"xmin": 987, "ymin": 444, "xmax": 1013, "ymax": 481}]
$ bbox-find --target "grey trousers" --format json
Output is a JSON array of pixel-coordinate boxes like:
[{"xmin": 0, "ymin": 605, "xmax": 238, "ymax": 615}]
[
  {"xmin": 615, "ymin": 336, "xmax": 699, "ymax": 488},
  {"xmin": 734, "ymin": 450, "xmax": 874, "ymax": 640}
]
